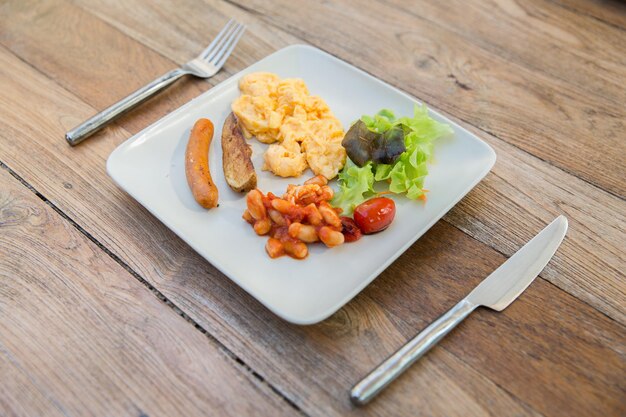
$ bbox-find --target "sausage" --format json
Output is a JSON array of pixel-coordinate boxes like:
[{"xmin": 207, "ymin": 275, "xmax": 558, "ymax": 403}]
[{"xmin": 185, "ymin": 118, "xmax": 219, "ymax": 209}]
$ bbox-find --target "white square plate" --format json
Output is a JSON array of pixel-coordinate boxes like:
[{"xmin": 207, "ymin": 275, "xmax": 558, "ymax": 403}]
[{"xmin": 107, "ymin": 44, "xmax": 496, "ymax": 324}]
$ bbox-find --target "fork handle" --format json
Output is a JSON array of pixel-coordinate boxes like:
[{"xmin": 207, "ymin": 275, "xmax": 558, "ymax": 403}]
[
  {"xmin": 65, "ymin": 68, "xmax": 188, "ymax": 146},
  {"xmin": 350, "ymin": 299, "xmax": 477, "ymax": 406}
]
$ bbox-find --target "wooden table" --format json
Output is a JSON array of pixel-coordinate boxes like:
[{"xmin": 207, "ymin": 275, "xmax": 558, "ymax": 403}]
[{"xmin": 1, "ymin": 0, "xmax": 624, "ymax": 415}]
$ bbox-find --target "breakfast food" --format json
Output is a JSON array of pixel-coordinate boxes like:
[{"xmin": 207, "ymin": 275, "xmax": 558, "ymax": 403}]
[
  {"xmin": 340, "ymin": 216, "xmax": 362, "ymax": 242},
  {"xmin": 185, "ymin": 118, "xmax": 219, "ymax": 209},
  {"xmin": 333, "ymin": 106, "xmax": 453, "ymax": 214},
  {"xmin": 243, "ymin": 175, "xmax": 347, "ymax": 259},
  {"xmin": 221, "ymin": 112, "xmax": 257, "ymax": 192},
  {"xmin": 353, "ymin": 197, "xmax": 396, "ymax": 234},
  {"xmin": 231, "ymin": 72, "xmax": 346, "ymax": 179}
]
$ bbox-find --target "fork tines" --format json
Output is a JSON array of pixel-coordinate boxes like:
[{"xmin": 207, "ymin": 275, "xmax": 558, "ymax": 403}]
[{"xmin": 200, "ymin": 19, "xmax": 246, "ymax": 69}]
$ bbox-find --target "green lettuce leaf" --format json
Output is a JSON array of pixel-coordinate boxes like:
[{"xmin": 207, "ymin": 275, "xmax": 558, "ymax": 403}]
[
  {"xmin": 331, "ymin": 159, "xmax": 374, "ymax": 214},
  {"xmin": 335, "ymin": 105, "xmax": 453, "ymax": 208},
  {"xmin": 361, "ymin": 109, "xmax": 396, "ymax": 133}
]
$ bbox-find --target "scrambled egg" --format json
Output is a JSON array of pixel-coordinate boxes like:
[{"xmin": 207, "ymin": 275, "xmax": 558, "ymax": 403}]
[{"xmin": 231, "ymin": 72, "xmax": 346, "ymax": 179}]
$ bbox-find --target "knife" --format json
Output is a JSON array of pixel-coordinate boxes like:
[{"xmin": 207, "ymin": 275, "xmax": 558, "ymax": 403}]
[{"xmin": 350, "ymin": 215, "xmax": 568, "ymax": 406}]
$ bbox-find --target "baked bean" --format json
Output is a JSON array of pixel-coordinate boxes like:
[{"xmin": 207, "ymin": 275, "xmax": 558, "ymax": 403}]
[
  {"xmin": 265, "ymin": 238, "xmax": 284, "ymax": 258},
  {"xmin": 253, "ymin": 218, "xmax": 271, "ymax": 235},
  {"xmin": 287, "ymin": 222, "xmax": 300, "ymax": 238},
  {"xmin": 271, "ymin": 198, "xmax": 293, "ymax": 214},
  {"xmin": 319, "ymin": 185, "xmax": 334, "ymax": 200},
  {"xmin": 246, "ymin": 176, "xmax": 345, "ymax": 259},
  {"xmin": 319, "ymin": 226, "xmax": 345, "ymax": 247},
  {"xmin": 304, "ymin": 203, "xmax": 323, "ymax": 225},
  {"xmin": 283, "ymin": 240, "xmax": 308, "ymax": 259},
  {"xmin": 269, "ymin": 209, "xmax": 287, "ymax": 226},
  {"xmin": 304, "ymin": 175, "xmax": 328, "ymax": 186},
  {"xmin": 288, "ymin": 222, "xmax": 319, "ymax": 243},
  {"xmin": 319, "ymin": 202, "xmax": 342, "ymax": 228},
  {"xmin": 291, "ymin": 184, "xmax": 320, "ymax": 205},
  {"xmin": 247, "ymin": 189, "xmax": 266, "ymax": 220}
]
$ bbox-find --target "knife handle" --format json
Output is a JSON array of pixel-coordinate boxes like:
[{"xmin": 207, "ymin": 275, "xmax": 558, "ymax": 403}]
[{"xmin": 350, "ymin": 298, "xmax": 477, "ymax": 405}]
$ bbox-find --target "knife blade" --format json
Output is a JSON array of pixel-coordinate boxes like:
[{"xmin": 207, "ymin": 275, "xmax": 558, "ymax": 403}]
[
  {"xmin": 467, "ymin": 215, "xmax": 568, "ymax": 310},
  {"xmin": 350, "ymin": 216, "xmax": 568, "ymax": 406}
]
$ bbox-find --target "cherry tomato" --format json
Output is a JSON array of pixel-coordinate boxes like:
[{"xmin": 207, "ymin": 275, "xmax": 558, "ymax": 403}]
[
  {"xmin": 353, "ymin": 197, "xmax": 395, "ymax": 234},
  {"xmin": 340, "ymin": 216, "xmax": 362, "ymax": 242}
]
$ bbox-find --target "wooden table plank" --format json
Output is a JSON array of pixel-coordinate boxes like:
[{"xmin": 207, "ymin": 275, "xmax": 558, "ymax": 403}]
[
  {"xmin": 443, "ymin": 121, "xmax": 626, "ymax": 324},
  {"xmin": 0, "ymin": 0, "xmax": 624, "ymax": 416},
  {"xmin": 70, "ymin": 0, "xmax": 298, "ymax": 70},
  {"xmin": 0, "ymin": 44, "xmax": 537, "ymax": 416},
  {"xmin": 222, "ymin": 0, "xmax": 626, "ymax": 197},
  {"xmin": 386, "ymin": 0, "xmax": 626, "ymax": 106},
  {"xmin": 0, "ymin": 0, "xmax": 212, "ymax": 137},
  {"xmin": 370, "ymin": 223, "xmax": 625, "ymax": 417},
  {"xmin": 0, "ymin": 169, "xmax": 295, "ymax": 417},
  {"xmin": 23, "ymin": 0, "xmax": 624, "ymax": 324},
  {"xmin": 551, "ymin": 0, "xmax": 626, "ymax": 29},
  {"xmin": 0, "ymin": 352, "xmax": 67, "ymax": 417},
  {"xmin": 0, "ymin": 40, "xmax": 623, "ymax": 417}
]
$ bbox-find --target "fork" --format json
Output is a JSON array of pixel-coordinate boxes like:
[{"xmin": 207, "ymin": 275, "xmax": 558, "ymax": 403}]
[{"xmin": 66, "ymin": 19, "xmax": 246, "ymax": 146}]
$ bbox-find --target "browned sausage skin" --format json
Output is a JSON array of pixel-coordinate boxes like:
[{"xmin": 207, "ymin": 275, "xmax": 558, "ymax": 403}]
[{"xmin": 185, "ymin": 118, "xmax": 219, "ymax": 209}]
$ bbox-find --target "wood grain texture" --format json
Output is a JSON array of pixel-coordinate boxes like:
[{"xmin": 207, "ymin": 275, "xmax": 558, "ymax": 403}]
[
  {"xmin": 387, "ymin": 0, "xmax": 626, "ymax": 106},
  {"xmin": 442, "ymin": 119, "xmax": 626, "ymax": 325},
  {"xmin": 0, "ymin": 29, "xmax": 624, "ymax": 417},
  {"xmin": 0, "ymin": 0, "xmax": 210, "ymax": 137},
  {"xmin": 0, "ymin": 169, "xmax": 294, "ymax": 417},
  {"xmin": 369, "ymin": 222, "xmax": 625, "ymax": 417},
  {"xmin": 70, "ymin": 0, "xmax": 297, "ymax": 69},
  {"xmin": 551, "ymin": 0, "xmax": 626, "ymax": 29},
  {"xmin": 57, "ymin": 0, "xmax": 626, "ymax": 326},
  {"xmin": 223, "ymin": 0, "xmax": 626, "ymax": 197},
  {"xmin": 0, "ymin": 42, "xmax": 537, "ymax": 417},
  {"xmin": 0, "ymin": 0, "xmax": 624, "ymax": 416},
  {"xmin": 0, "ymin": 352, "xmax": 65, "ymax": 417}
]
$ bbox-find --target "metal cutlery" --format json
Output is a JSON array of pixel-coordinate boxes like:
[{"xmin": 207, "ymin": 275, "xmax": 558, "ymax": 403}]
[
  {"xmin": 66, "ymin": 19, "xmax": 245, "ymax": 146},
  {"xmin": 350, "ymin": 215, "xmax": 568, "ymax": 405}
]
